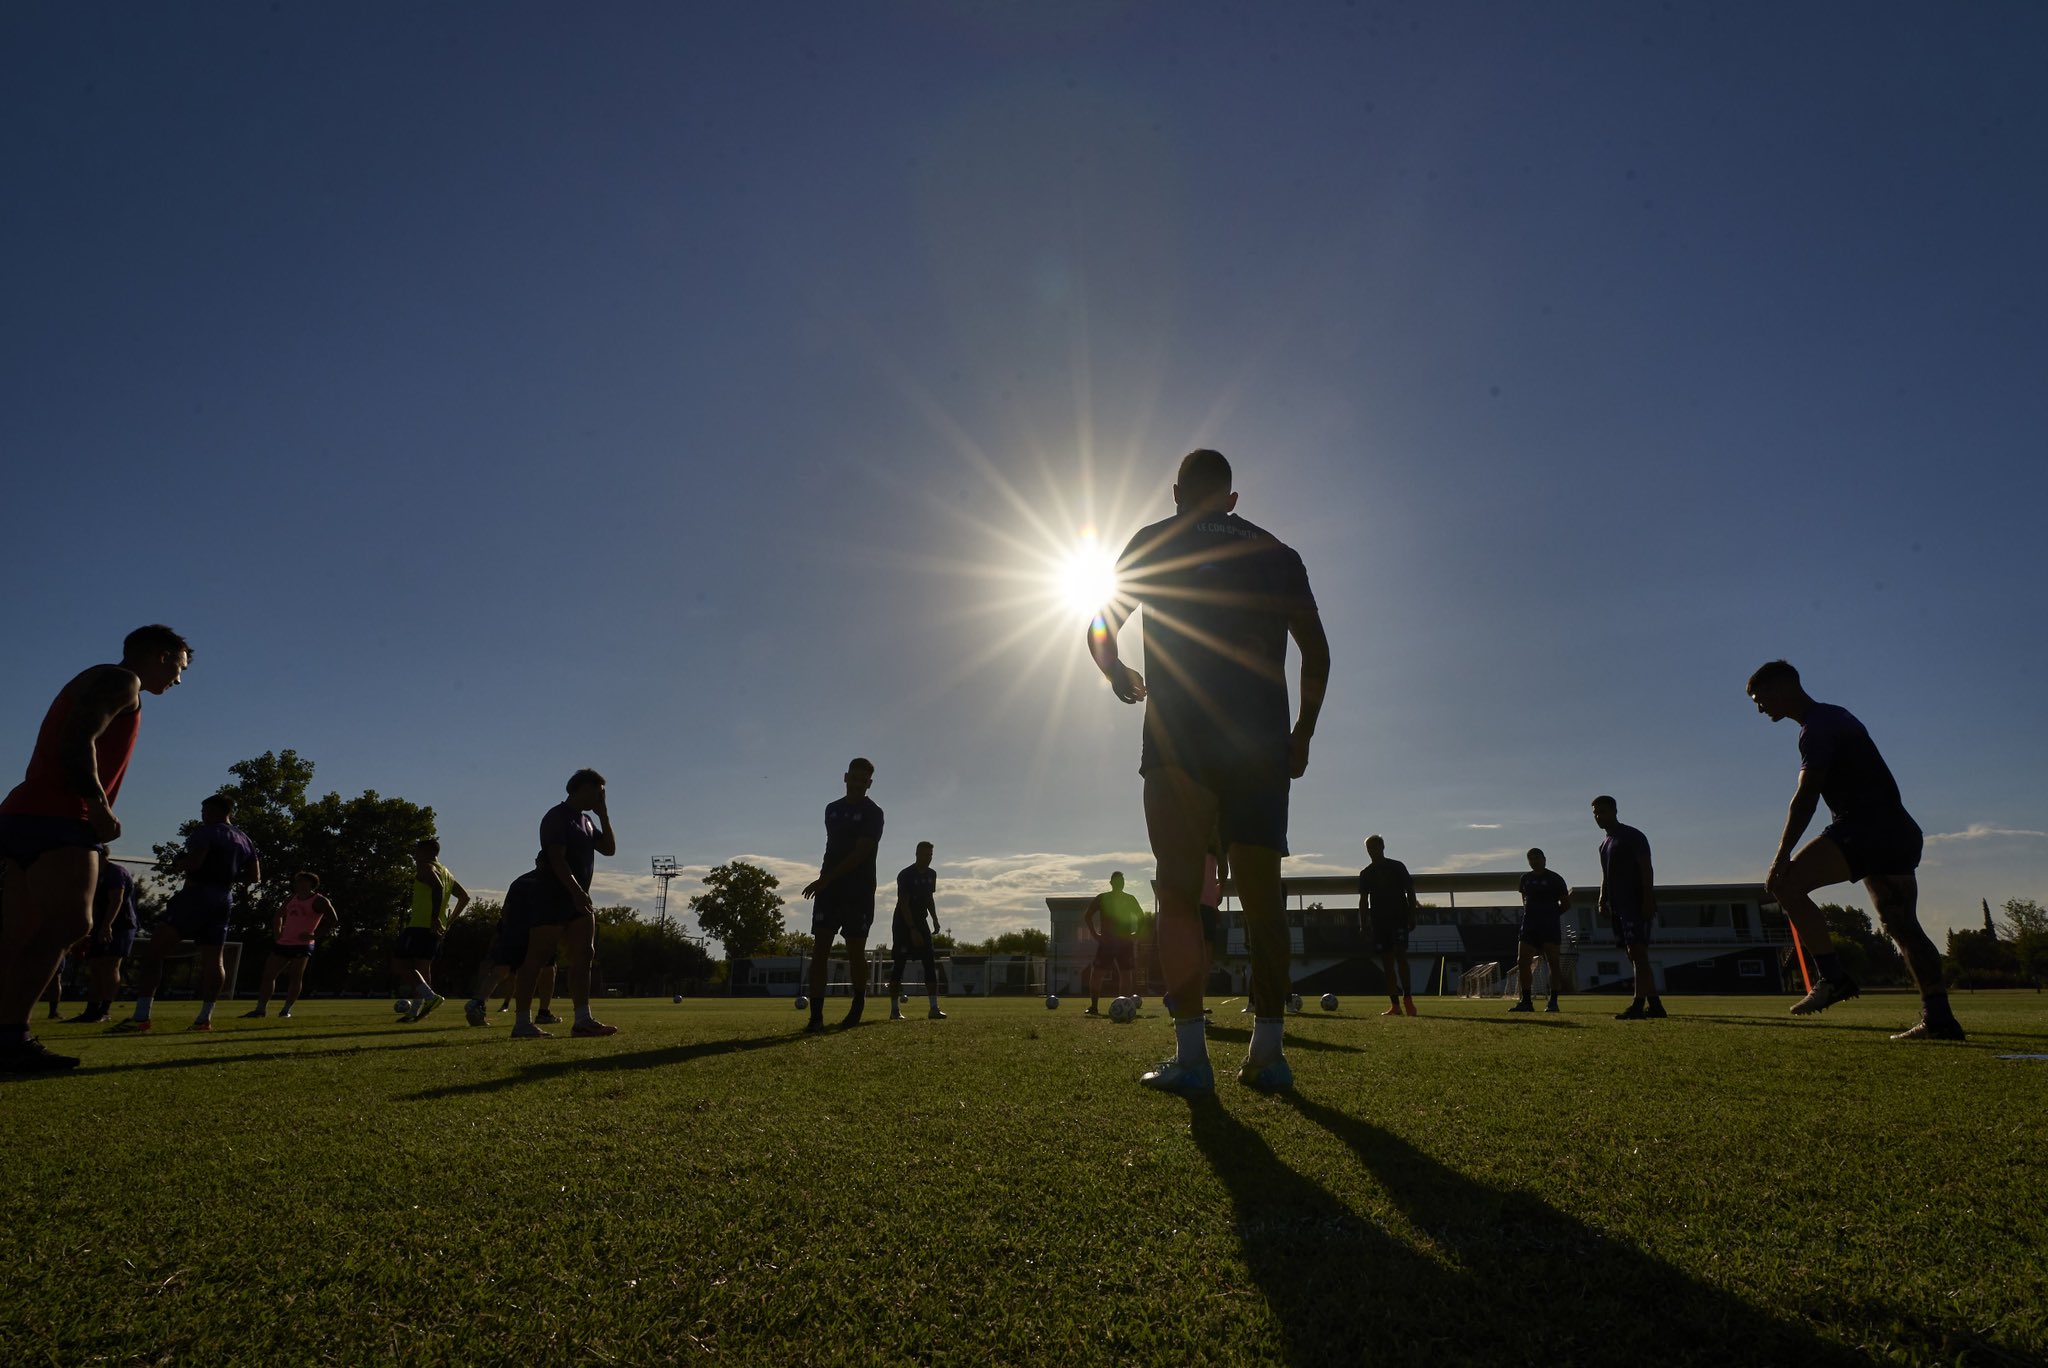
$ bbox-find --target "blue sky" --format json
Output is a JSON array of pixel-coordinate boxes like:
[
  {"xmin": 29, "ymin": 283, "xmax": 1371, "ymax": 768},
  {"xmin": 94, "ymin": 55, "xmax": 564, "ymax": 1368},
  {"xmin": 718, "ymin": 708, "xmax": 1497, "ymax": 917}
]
[{"xmin": 5, "ymin": 1, "xmax": 2044, "ymax": 946}]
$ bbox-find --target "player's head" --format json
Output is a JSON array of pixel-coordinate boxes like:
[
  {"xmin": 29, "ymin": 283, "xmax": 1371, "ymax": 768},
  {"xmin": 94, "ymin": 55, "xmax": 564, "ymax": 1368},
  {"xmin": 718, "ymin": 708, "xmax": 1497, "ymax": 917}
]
[
  {"xmin": 915, "ymin": 840, "xmax": 933, "ymax": 866},
  {"xmin": 415, "ymin": 836, "xmax": 441, "ymax": 858},
  {"xmin": 1746, "ymin": 659, "xmax": 1803, "ymax": 721},
  {"xmin": 1590, "ymin": 795, "xmax": 1618, "ymax": 830},
  {"xmin": 1526, "ymin": 847, "xmax": 1546, "ymax": 870},
  {"xmin": 1108, "ymin": 870, "xmax": 1126, "ymax": 891},
  {"xmin": 1364, "ymin": 833, "xmax": 1385, "ymax": 858},
  {"xmin": 293, "ymin": 870, "xmax": 320, "ymax": 895},
  {"xmin": 566, "ymin": 768, "xmax": 607, "ymax": 808},
  {"xmin": 200, "ymin": 792, "xmax": 235, "ymax": 821},
  {"xmin": 844, "ymin": 757, "xmax": 874, "ymax": 796},
  {"xmin": 1173, "ymin": 448, "xmax": 1238, "ymax": 517},
  {"xmin": 123, "ymin": 624, "xmax": 192, "ymax": 695}
]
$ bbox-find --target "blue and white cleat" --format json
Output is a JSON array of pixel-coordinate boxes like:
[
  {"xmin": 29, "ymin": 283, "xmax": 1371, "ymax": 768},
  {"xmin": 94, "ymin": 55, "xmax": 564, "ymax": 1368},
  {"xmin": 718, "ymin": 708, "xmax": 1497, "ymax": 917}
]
[
  {"xmin": 1236, "ymin": 1054, "xmax": 1295, "ymax": 1092},
  {"xmin": 1139, "ymin": 1058, "xmax": 1216, "ymax": 1095}
]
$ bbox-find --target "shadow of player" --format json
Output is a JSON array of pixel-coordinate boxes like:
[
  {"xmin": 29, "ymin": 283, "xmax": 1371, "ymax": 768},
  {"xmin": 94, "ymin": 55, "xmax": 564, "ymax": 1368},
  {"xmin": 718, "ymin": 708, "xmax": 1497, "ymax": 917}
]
[
  {"xmin": 399, "ymin": 1031, "xmax": 801, "ymax": 1101},
  {"xmin": 1186, "ymin": 1092, "xmax": 1872, "ymax": 1368}
]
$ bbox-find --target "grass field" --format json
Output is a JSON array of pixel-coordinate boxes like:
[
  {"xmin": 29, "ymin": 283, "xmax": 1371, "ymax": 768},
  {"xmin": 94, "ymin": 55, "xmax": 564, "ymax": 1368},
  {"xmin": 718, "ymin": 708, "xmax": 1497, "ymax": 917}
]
[{"xmin": 5, "ymin": 991, "xmax": 2046, "ymax": 1367}]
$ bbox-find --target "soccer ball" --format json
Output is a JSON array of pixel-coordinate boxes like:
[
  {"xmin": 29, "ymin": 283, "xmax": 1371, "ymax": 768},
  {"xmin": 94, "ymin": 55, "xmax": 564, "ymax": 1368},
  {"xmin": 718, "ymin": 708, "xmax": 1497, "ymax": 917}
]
[
  {"xmin": 1044, "ymin": 994, "xmax": 1059, "ymax": 1010},
  {"xmin": 1286, "ymin": 992, "xmax": 1303, "ymax": 1012},
  {"xmin": 671, "ymin": 994, "xmax": 683, "ymax": 1004},
  {"xmin": 900, "ymin": 992, "xmax": 910, "ymax": 1004},
  {"xmin": 393, "ymin": 1000, "xmax": 411, "ymax": 1014},
  {"xmin": 1109, "ymin": 996, "xmax": 1137, "ymax": 1024},
  {"xmin": 794, "ymin": 995, "xmax": 809, "ymax": 1010},
  {"xmin": 1320, "ymin": 993, "xmax": 1339, "ymax": 1012}
]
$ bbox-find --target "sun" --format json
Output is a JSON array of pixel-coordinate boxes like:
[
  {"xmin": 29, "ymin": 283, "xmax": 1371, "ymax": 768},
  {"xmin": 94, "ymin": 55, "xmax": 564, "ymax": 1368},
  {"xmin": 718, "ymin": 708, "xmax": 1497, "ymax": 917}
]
[{"xmin": 1054, "ymin": 531, "xmax": 1120, "ymax": 622}]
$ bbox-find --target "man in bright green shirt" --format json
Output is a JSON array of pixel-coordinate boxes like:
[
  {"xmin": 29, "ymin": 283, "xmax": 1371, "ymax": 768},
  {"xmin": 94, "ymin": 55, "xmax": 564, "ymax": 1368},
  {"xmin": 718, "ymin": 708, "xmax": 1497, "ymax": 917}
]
[
  {"xmin": 393, "ymin": 837, "xmax": 468, "ymax": 1022},
  {"xmin": 1083, "ymin": 871, "xmax": 1146, "ymax": 1016}
]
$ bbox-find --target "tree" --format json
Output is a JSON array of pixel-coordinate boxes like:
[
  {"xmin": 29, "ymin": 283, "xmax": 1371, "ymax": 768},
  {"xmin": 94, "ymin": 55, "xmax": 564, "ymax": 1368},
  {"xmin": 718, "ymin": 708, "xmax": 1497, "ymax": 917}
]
[
  {"xmin": 591, "ymin": 906, "xmax": 717, "ymax": 995},
  {"xmin": 154, "ymin": 751, "xmax": 436, "ymax": 994},
  {"xmin": 1816, "ymin": 902, "xmax": 1907, "ymax": 985},
  {"xmin": 687, "ymin": 861, "xmax": 787, "ymax": 960},
  {"xmin": 1998, "ymin": 898, "xmax": 2048, "ymax": 984}
]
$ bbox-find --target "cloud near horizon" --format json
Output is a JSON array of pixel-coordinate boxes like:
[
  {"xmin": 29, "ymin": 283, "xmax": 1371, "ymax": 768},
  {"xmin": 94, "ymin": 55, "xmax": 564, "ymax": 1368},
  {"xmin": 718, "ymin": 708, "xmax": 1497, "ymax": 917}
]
[{"xmin": 1924, "ymin": 823, "xmax": 2048, "ymax": 844}]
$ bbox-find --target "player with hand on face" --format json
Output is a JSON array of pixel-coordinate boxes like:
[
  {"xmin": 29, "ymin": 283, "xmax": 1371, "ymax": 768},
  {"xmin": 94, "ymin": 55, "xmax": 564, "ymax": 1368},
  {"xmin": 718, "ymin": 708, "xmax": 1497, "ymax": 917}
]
[{"xmin": 513, "ymin": 769, "xmax": 619, "ymax": 1038}]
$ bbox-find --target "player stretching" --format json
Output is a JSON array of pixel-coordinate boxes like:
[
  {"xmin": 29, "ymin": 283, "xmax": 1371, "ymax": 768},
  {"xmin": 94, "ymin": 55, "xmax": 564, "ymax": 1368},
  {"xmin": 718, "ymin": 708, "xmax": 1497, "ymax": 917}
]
[
  {"xmin": 0, "ymin": 626, "xmax": 189, "ymax": 1071},
  {"xmin": 1360, "ymin": 835, "xmax": 1419, "ymax": 1016},
  {"xmin": 1083, "ymin": 872, "xmax": 1144, "ymax": 1015},
  {"xmin": 1509, "ymin": 848, "xmax": 1569, "ymax": 1013},
  {"xmin": 1089, "ymin": 448, "xmax": 1330, "ymax": 1093},
  {"xmin": 1592, "ymin": 795, "xmax": 1661, "ymax": 1019},
  {"xmin": 801, "ymin": 758, "xmax": 883, "ymax": 1032},
  {"xmin": 245, "ymin": 871, "xmax": 335, "ymax": 1018},
  {"xmin": 512, "ymin": 769, "xmax": 619, "ymax": 1038},
  {"xmin": 117, "ymin": 792, "xmax": 261, "ymax": 1033},
  {"xmin": 70, "ymin": 860, "xmax": 140, "ymax": 1024},
  {"xmin": 464, "ymin": 854, "xmax": 558, "ymax": 1026},
  {"xmin": 888, "ymin": 841, "xmax": 946, "ymax": 1021},
  {"xmin": 393, "ymin": 839, "xmax": 467, "ymax": 1021},
  {"xmin": 1747, "ymin": 660, "xmax": 1963, "ymax": 1041}
]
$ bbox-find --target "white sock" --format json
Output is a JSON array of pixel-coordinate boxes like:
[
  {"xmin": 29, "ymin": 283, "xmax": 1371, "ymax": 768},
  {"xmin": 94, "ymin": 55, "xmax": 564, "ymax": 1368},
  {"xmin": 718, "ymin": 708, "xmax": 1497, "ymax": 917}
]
[
  {"xmin": 1250, "ymin": 1016, "xmax": 1284, "ymax": 1062},
  {"xmin": 133, "ymin": 996, "xmax": 154, "ymax": 1023},
  {"xmin": 1173, "ymin": 1016, "xmax": 1208, "ymax": 1068},
  {"xmin": 194, "ymin": 1001, "xmax": 216, "ymax": 1026}
]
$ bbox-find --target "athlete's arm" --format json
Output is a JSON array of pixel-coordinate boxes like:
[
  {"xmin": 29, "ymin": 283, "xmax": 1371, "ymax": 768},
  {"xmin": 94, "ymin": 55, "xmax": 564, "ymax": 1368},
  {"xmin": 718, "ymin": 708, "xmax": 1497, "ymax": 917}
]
[
  {"xmin": 923, "ymin": 884, "xmax": 940, "ymax": 936},
  {"xmin": 317, "ymin": 896, "xmax": 336, "ymax": 935},
  {"xmin": 1638, "ymin": 840, "xmax": 1657, "ymax": 920},
  {"xmin": 241, "ymin": 854, "xmax": 262, "ymax": 887},
  {"xmin": 1083, "ymin": 896, "xmax": 1104, "ymax": 940},
  {"xmin": 178, "ymin": 835, "xmax": 210, "ymax": 876},
  {"xmin": 804, "ymin": 838, "xmax": 879, "ymax": 900},
  {"xmin": 545, "ymin": 846, "xmax": 594, "ymax": 915},
  {"xmin": 591, "ymin": 796, "xmax": 619, "ymax": 858},
  {"xmin": 91, "ymin": 872, "xmax": 121, "ymax": 939},
  {"xmin": 60, "ymin": 667, "xmax": 141, "ymax": 841},
  {"xmin": 449, "ymin": 879, "xmax": 471, "ymax": 919},
  {"xmin": 1286, "ymin": 608, "xmax": 1331, "ymax": 779},
  {"xmin": 1086, "ymin": 604, "xmax": 1146, "ymax": 705},
  {"xmin": 1770, "ymin": 770, "xmax": 1825, "ymax": 878}
]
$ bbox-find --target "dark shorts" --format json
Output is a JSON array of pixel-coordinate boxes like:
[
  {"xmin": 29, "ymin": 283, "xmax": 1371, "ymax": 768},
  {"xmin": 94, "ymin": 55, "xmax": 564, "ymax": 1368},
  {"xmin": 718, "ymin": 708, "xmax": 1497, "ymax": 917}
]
[
  {"xmin": 528, "ymin": 884, "xmax": 588, "ymax": 928},
  {"xmin": 813, "ymin": 896, "xmax": 875, "ymax": 944},
  {"xmin": 1371, "ymin": 920, "xmax": 1410, "ymax": 954},
  {"xmin": 269, "ymin": 944, "xmax": 315, "ymax": 960},
  {"xmin": 90, "ymin": 923, "xmax": 138, "ymax": 959},
  {"xmin": 1610, "ymin": 906, "xmax": 1653, "ymax": 947},
  {"xmin": 0, "ymin": 814, "xmax": 105, "ymax": 869},
  {"xmin": 392, "ymin": 927, "xmax": 441, "ymax": 960},
  {"xmin": 164, "ymin": 888, "xmax": 233, "ymax": 947},
  {"xmin": 1518, "ymin": 914, "xmax": 1563, "ymax": 949},
  {"xmin": 487, "ymin": 924, "xmax": 558, "ymax": 969},
  {"xmin": 1141, "ymin": 731, "xmax": 1291, "ymax": 855},
  {"xmin": 1092, "ymin": 935, "xmax": 1137, "ymax": 971},
  {"xmin": 1822, "ymin": 818, "xmax": 1923, "ymax": 882},
  {"xmin": 891, "ymin": 928, "xmax": 938, "ymax": 978}
]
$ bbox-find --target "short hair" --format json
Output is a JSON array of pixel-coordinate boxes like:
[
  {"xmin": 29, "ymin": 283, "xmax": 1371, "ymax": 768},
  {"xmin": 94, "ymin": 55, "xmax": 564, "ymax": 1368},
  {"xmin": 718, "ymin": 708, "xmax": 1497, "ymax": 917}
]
[
  {"xmin": 916, "ymin": 840, "xmax": 933, "ymax": 853},
  {"xmin": 566, "ymin": 768, "xmax": 606, "ymax": 793},
  {"xmin": 847, "ymin": 757, "xmax": 874, "ymax": 775},
  {"xmin": 1527, "ymin": 847, "xmax": 1544, "ymax": 861},
  {"xmin": 1177, "ymin": 448, "xmax": 1232, "ymax": 498},
  {"xmin": 201, "ymin": 792, "xmax": 235, "ymax": 816},
  {"xmin": 1747, "ymin": 659, "xmax": 1800, "ymax": 694},
  {"xmin": 1365, "ymin": 833, "xmax": 1385, "ymax": 848},
  {"xmin": 416, "ymin": 837, "xmax": 441, "ymax": 854},
  {"xmin": 1591, "ymin": 795, "xmax": 1617, "ymax": 810},
  {"xmin": 124, "ymin": 624, "xmax": 192, "ymax": 661},
  {"xmin": 294, "ymin": 870, "xmax": 321, "ymax": 889}
]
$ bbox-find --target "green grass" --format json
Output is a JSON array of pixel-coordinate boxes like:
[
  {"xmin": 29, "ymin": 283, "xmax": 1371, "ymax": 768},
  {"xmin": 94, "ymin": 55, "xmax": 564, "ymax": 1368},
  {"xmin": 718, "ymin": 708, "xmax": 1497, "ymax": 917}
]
[{"xmin": 5, "ymin": 991, "xmax": 2046, "ymax": 1366}]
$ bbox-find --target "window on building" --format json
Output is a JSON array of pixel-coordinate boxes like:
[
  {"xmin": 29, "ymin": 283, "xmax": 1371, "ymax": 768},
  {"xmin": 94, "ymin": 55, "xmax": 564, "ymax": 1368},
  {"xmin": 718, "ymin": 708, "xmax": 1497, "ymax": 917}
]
[{"xmin": 1739, "ymin": 959, "xmax": 1765, "ymax": 978}]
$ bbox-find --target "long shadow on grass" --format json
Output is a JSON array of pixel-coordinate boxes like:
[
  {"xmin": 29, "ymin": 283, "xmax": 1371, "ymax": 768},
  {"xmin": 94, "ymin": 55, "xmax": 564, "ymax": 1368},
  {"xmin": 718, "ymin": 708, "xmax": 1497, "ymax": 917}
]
[
  {"xmin": 398, "ymin": 1032, "xmax": 801, "ymax": 1101},
  {"xmin": 1206, "ymin": 1026, "xmax": 1371, "ymax": 1055},
  {"xmin": 15, "ymin": 1038, "xmax": 470, "ymax": 1082},
  {"xmin": 1254, "ymin": 1092, "xmax": 1872, "ymax": 1368},
  {"xmin": 1422, "ymin": 1014, "xmax": 1584, "ymax": 1029}
]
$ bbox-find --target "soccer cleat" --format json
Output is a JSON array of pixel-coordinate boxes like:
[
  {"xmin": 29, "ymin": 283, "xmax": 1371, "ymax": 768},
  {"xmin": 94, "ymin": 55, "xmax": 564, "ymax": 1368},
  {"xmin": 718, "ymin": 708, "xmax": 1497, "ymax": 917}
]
[
  {"xmin": 1544, "ymin": 999, "xmax": 1561, "ymax": 1014},
  {"xmin": 1403, "ymin": 997, "xmax": 1417, "ymax": 1017},
  {"xmin": 1236, "ymin": 1054, "xmax": 1295, "ymax": 1092},
  {"xmin": 1084, "ymin": 1006, "xmax": 1101, "ymax": 1016},
  {"xmin": 1644, "ymin": 1000, "xmax": 1668, "ymax": 1019},
  {"xmin": 463, "ymin": 999, "xmax": 487, "ymax": 1028},
  {"xmin": 534, "ymin": 1009, "xmax": 561, "ymax": 1026},
  {"xmin": 108, "ymin": 1018, "xmax": 153, "ymax": 1033},
  {"xmin": 1790, "ymin": 978, "xmax": 1861, "ymax": 1016},
  {"xmin": 889, "ymin": 1009, "xmax": 905, "ymax": 1021},
  {"xmin": 278, "ymin": 1008, "xmax": 293, "ymax": 1019},
  {"xmin": 0, "ymin": 1037, "xmax": 80, "ymax": 1073},
  {"xmin": 239, "ymin": 1008, "xmax": 267, "ymax": 1019},
  {"xmin": 510, "ymin": 1022, "xmax": 552, "ymax": 1038},
  {"xmin": 927, "ymin": 1007, "xmax": 947, "ymax": 1020},
  {"xmin": 187, "ymin": 1022, "xmax": 213, "ymax": 1032},
  {"xmin": 1508, "ymin": 999, "xmax": 1534, "ymax": 1013},
  {"xmin": 1380, "ymin": 1004, "xmax": 1403, "ymax": 1017},
  {"xmin": 803, "ymin": 1020, "xmax": 827, "ymax": 1034},
  {"xmin": 414, "ymin": 994, "xmax": 447, "ymax": 1021},
  {"xmin": 496, "ymin": 1002, "xmax": 510, "ymax": 1013},
  {"xmin": 70, "ymin": 1010, "xmax": 107, "ymax": 1025},
  {"xmin": 1614, "ymin": 1003, "xmax": 1648, "ymax": 1020},
  {"xmin": 1891, "ymin": 1018, "xmax": 1966, "ymax": 1042},
  {"xmin": 1139, "ymin": 1058, "xmax": 1216, "ymax": 1094},
  {"xmin": 571, "ymin": 1020, "xmax": 620, "ymax": 1038}
]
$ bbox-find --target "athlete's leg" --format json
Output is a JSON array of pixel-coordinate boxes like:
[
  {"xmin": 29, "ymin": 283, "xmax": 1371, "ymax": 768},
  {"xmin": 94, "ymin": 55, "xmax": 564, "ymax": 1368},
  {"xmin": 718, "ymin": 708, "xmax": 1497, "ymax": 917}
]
[
  {"xmin": 126, "ymin": 921, "xmax": 183, "ymax": 1025},
  {"xmin": 1516, "ymin": 941, "xmax": 1537, "ymax": 1003},
  {"xmin": 1866, "ymin": 875, "xmax": 1943, "ymax": 996},
  {"xmin": 1231, "ymin": 844, "xmax": 1288, "ymax": 1018},
  {"xmin": 1542, "ymin": 944, "xmax": 1565, "ymax": 998},
  {"xmin": 256, "ymin": 954, "xmax": 285, "ymax": 1009},
  {"xmin": 42, "ymin": 958, "xmax": 64, "ymax": 1018},
  {"xmin": 1394, "ymin": 951, "xmax": 1414, "ymax": 998},
  {"xmin": 559, "ymin": 912, "xmax": 607, "ymax": 1026},
  {"xmin": 920, "ymin": 944, "xmax": 942, "ymax": 1013},
  {"xmin": 0, "ymin": 850, "xmax": 96, "ymax": 1033},
  {"xmin": 1625, "ymin": 939, "xmax": 1655, "ymax": 1005},
  {"xmin": 191, "ymin": 945, "xmax": 226, "ymax": 1025},
  {"xmin": 1766, "ymin": 835, "xmax": 1853, "ymax": 958},
  {"xmin": 537, "ymin": 963, "xmax": 556, "ymax": 1013},
  {"xmin": 1379, "ymin": 950, "xmax": 1401, "ymax": 1007},
  {"xmin": 90, "ymin": 955, "xmax": 122, "ymax": 1013},
  {"xmin": 1143, "ymin": 767, "xmax": 1217, "ymax": 1021},
  {"xmin": 806, "ymin": 935, "xmax": 833, "ymax": 1024},
  {"xmin": 282, "ymin": 956, "xmax": 308, "ymax": 1009},
  {"xmin": 842, "ymin": 935, "xmax": 868, "ymax": 1025},
  {"xmin": 515, "ymin": 926, "xmax": 564, "ymax": 1024}
]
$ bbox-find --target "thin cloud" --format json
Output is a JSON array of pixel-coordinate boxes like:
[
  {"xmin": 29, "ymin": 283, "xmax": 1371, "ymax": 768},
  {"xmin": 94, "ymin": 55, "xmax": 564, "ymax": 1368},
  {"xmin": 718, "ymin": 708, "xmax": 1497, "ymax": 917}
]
[
  {"xmin": 1434, "ymin": 846, "xmax": 1531, "ymax": 873},
  {"xmin": 1466, "ymin": 823, "xmax": 1503, "ymax": 830},
  {"xmin": 1924, "ymin": 824, "xmax": 2048, "ymax": 844}
]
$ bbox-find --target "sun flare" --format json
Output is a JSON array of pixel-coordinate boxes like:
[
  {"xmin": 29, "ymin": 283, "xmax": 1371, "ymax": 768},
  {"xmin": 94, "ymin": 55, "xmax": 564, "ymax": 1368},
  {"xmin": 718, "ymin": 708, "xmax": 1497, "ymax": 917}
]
[{"xmin": 1054, "ymin": 532, "xmax": 1120, "ymax": 622}]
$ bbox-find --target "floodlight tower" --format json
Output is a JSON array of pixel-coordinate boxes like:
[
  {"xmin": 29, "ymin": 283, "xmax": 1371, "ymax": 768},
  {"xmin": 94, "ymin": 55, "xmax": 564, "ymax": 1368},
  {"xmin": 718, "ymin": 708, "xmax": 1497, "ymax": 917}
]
[{"xmin": 651, "ymin": 857, "xmax": 680, "ymax": 931}]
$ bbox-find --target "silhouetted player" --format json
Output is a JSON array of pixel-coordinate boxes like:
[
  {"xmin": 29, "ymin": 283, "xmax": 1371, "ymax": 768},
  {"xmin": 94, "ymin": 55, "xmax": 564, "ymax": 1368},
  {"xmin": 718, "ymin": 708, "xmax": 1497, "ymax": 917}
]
[
  {"xmin": 1510, "ymin": 848, "xmax": 1568, "ymax": 1013},
  {"xmin": 118, "ymin": 792, "xmax": 261, "ymax": 1033},
  {"xmin": 71, "ymin": 859, "xmax": 140, "ymax": 1024},
  {"xmin": 0, "ymin": 626, "xmax": 189, "ymax": 1071},
  {"xmin": 801, "ymin": 757, "xmax": 882, "ymax": 1032},
  {"xmin": 1089, "ymin": 448, "xmax": 1330, "ymax": 1094},
  {"xmin": 1593, "ymin": 796, "xmax": 1661, "ymax": 1019},
  {"xmin": 1083, "ymin": 871, "xmax": 1144, "ymax": 1015},
  {"xmin": 1747, "ymin": 660, "xmax": 1963, "ymax": 1041},
  {"xmin": 513, "ymin": 769, "xmax": 619, "ymax": 1038},
  {"xmin": 887, "ymin": 841, "xmax": 945, "ymax": 1020},
  {"xmin": 245, "ymin": 871, "xmax": 334, "ymax": 1018},
  {"xmin": 1360, "ymin": 834, "xmax": 1418, "ymax": 1016},
  {"xmin": 466, "ymin": 854, "xmax": 558, "ymax": 1027},
  {"xmin": 394, "ymin": 838, "xmax": 467, "ymax": 1021}
]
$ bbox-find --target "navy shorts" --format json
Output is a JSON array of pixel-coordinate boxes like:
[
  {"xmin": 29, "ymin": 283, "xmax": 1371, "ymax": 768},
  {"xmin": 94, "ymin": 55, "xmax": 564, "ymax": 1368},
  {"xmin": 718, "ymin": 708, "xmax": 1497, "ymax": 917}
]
[
  {"xmin": 269, "ymin": 944, "xmax": 314, "ymax": 959},
  {"xmin": 528, "ymin": 885, "xmax": 589, "ymax": 928},
  {"xmin": 1141, "ymin": 729, "xmax": 1291, "ymax": 855},
  {"xmin": 1091, "ymin": 935, "xmax": 1137, "ymax": 971},
  {"xmin": 1609, "ymin": 906, "xmax": 1653, "ymax": 947},
  {"xmin": 392, "ymin": 927, "xmax": 441, "ymax": 960},
  {"xmin": 1822, "ymin": 819, "xmax": 1923, "ymax": 882},
  {"xmin": 813, "ymin": 896, "xmax": 875, "ymax": 944},
  {"xmin": 164, "ymin": 888, "xmax": 233, "ymax": 946},
  {"xmin": 1519, "ymin": 914, "xmax": 1563, "ymax": 948},
  {"xmin": 891, "ymin": 928, "xmax": 938, "ymax": 978},
  {"xmin": 90, "ymin": 923, "xmax": 138, "ymax": 959},
  {"xmin": 1371, "ymin": 920, "xmax": 1410, "ymax": 954},
  {"xmin": 0, "ymin": 814, "xmax": 104, "ymax": 868}
]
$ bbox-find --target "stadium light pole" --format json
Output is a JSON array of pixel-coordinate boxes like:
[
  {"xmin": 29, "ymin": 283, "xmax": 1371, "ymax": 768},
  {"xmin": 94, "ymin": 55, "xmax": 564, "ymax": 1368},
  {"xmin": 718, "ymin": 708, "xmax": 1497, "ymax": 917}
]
[{"xmin": 651, "ymin": 857, "xmax": 680, "ymax": 932}]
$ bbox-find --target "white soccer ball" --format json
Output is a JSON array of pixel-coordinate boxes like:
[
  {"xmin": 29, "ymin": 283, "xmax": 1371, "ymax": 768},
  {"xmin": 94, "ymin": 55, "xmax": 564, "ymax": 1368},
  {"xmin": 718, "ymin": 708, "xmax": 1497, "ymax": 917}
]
[
  {"xmin": 671, "ymin": 994, "xmax": 683, "ymax": 1004},
  {"xmin": 393, "ymin": 1000, "xmax": 411, "ymax": 1014},
  {"xmin": 1320, "ymin": 993, "xmax": 1339, "ymax": 1012},
  {"xmin": 1287, "ymin": 992, "xmax": 1303, "ymax": 1012},
  {"xmin": 900, "ymin": 992, "xmax": 910, "ymax": 1004},
  {"xmin": 1044, "ymin": 994, "xmax": 1059, "ymax": 1010},
  {"xmin": 794, "ymin": 995, "xmax": 809, "ymax": 1010},
  {"xmin": 1109, "ymin": 996, "xmax": 1137, "ymax": 1024}
]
